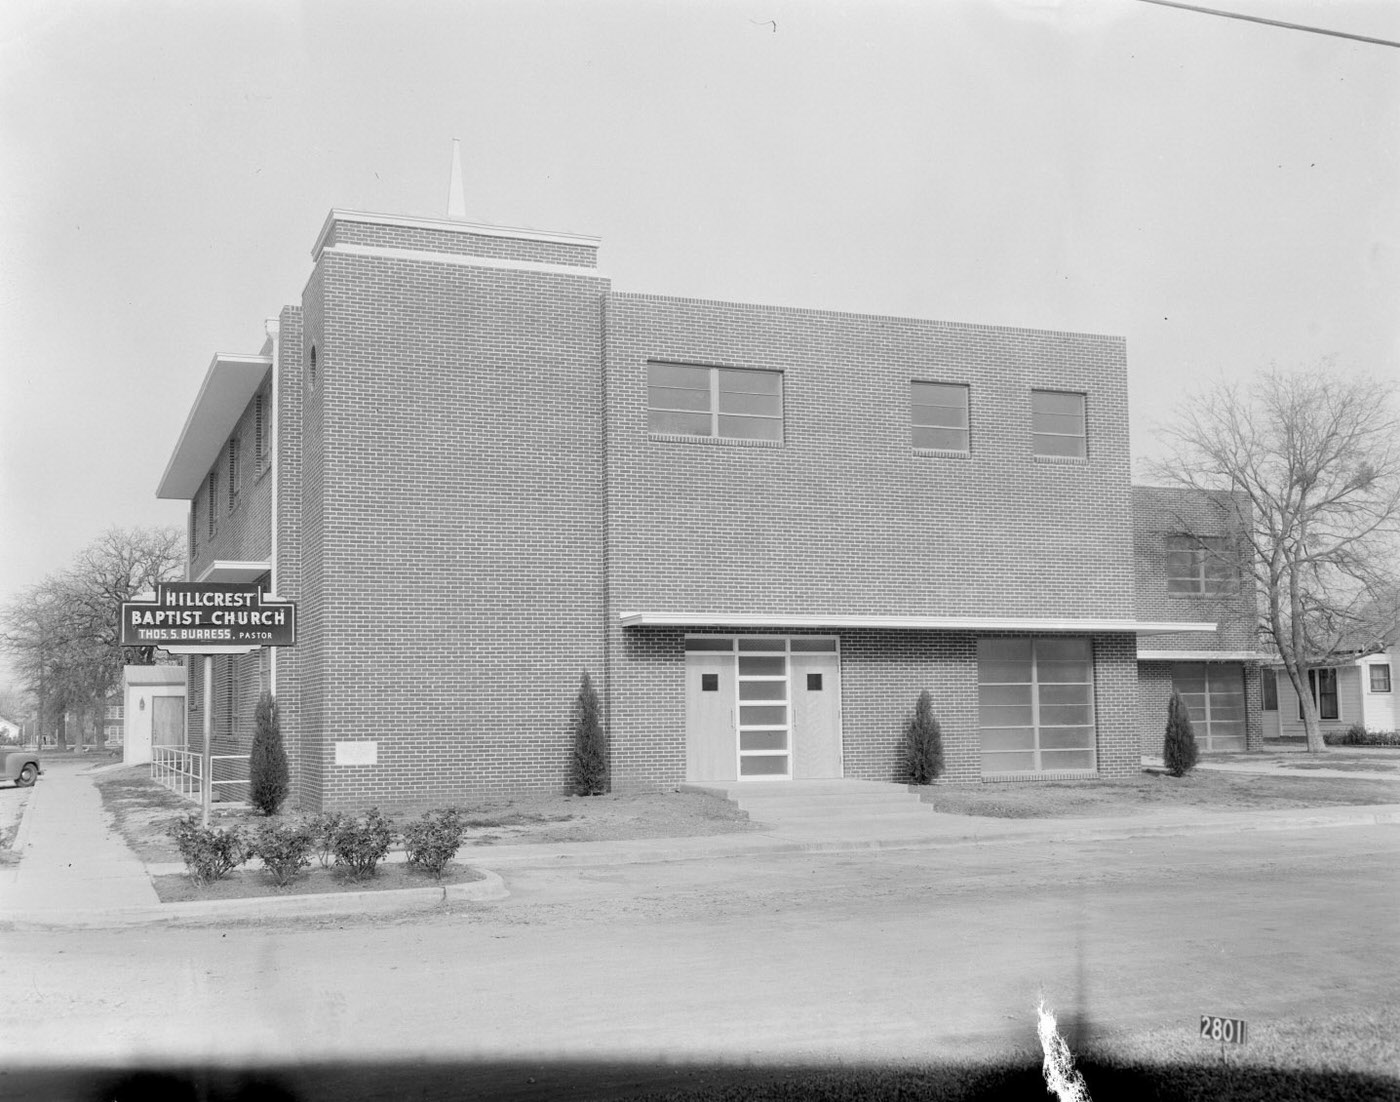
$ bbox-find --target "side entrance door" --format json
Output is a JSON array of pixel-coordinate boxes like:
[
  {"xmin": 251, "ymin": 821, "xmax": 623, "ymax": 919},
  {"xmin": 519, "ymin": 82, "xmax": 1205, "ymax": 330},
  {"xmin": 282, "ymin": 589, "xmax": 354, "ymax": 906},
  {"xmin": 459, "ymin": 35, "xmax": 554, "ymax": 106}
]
[
  {"xmin": 686, "ymin": 650, "xmax": 737, "ymax": 782},
  {"xmin": 789, "ymin": 649, "xmax": 842, "ymax": 779}
]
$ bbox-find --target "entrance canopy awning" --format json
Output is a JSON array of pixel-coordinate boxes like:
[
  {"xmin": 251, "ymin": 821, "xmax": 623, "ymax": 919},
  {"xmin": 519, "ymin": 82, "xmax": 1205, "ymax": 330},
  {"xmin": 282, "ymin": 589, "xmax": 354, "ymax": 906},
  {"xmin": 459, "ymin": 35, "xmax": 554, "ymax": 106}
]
[
  {"xmin": 1137, "ymin": 650, "xmax": 1272, "ymax": 662},
  {"xmin": 196, "ymin": 560, "xmax": 272, "ymax": 584},
  {"xmin": 619, "ymin": 612, "xmax": 1218, "ymax": 634},
  {"xmin": 157, "ymin": 354, "xmax": 272, "ymax": 500}
]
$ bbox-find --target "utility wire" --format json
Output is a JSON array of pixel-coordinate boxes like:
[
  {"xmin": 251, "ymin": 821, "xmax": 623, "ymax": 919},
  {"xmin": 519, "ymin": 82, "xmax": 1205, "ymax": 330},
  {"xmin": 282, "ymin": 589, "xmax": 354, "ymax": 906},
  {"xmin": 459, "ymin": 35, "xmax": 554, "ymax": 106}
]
[{"xmin": 1134, "ymin": 0, "xmax": 1400, "ymax": 49}]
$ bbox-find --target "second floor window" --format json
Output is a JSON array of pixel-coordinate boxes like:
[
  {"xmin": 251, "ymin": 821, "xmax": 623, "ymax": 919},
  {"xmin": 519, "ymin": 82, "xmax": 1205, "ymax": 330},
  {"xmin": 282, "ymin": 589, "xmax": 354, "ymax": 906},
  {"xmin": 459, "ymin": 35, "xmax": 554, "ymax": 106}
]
[
  {"xmin": 911, "ymin": 382, "xmax": 970, "ymax": 452},
  {"xmin": 647, "ymin": 363, "xmax": 783, "ymax": 443},
  {"xmin": 1031, "ymin": 389, "xmax": 1087, "ymax": 459},
  {"xmin": 1164, "ymin": 535, "xmax": 1231, "ymax": 596}
]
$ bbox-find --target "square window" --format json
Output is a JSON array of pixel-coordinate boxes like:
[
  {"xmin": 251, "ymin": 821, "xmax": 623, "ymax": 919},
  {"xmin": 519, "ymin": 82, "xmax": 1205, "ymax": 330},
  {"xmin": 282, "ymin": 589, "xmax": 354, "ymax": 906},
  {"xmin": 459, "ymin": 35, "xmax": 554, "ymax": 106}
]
[
  {"xmin": 807, "ymin": 673, "xmax": 823, "ymax": 691},
  {"xmin": 1371, "ymin": 664, "xmax": 1392, "ymax": 693},
  {"xmin": 648, "ymin": 362, "xmax": 783, "ymax": 443},
  {"xmin": 1031, "ymin": 390, "xmax": 1086, "ymax": 459},
  {"xmin": 911, "ymin": 381, "xmax": 970, "ymax": 452},
  {"xmin": 1164, "ymin": 535, "xmax": 1230, "ymax": 596},
  {"xmin": 701, "ymin": 673, "xmax": 719, "ymax": 692}
]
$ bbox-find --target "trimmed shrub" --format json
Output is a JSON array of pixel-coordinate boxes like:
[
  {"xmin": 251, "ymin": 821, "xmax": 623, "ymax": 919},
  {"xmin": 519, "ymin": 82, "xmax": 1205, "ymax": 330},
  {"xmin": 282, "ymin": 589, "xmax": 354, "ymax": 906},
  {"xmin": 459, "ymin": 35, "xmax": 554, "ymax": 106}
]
[
  {"xmin": 1325, "ymin": 725, "xmax": 1400, "ymax": 747},
  {"xmin": 308, "ymin": 812, "xmax": 348, "ymax": 867},
  {"xmin": 169, "ymin": 815, "xmax": 250, "ymax": 886},
  {"xmin": 1163, "ymin": 690, "xmax": 1200, "ymax": 777},
  {"xmin": 571, "ymin": 671, "xmax": 607, "ymax": 796},
  {"xmin": 250, "ymin": 821, "xmax": 314, "ymax": 887},
  {"xmin": 402, "ymin": 808, "xmax": 467, "ymax": 880},
  {"xmin": 249, "ymin": 692, "xmax": 290, "ymax": 816},
  {"xmin": 330, "ymin": 807, "xmax": 396, "ymax": 881},
  {"xmin": 903, "ymin": 689, "xmax": 945, "ymax": 785}
]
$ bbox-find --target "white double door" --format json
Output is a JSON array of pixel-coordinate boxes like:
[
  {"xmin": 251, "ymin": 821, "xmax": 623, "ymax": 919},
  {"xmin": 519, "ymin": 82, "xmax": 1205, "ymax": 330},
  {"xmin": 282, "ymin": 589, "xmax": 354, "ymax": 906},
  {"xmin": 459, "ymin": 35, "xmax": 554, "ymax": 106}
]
[{"xmin": 685, "ymin": 638, "xmax": 842, "ymax": 782}]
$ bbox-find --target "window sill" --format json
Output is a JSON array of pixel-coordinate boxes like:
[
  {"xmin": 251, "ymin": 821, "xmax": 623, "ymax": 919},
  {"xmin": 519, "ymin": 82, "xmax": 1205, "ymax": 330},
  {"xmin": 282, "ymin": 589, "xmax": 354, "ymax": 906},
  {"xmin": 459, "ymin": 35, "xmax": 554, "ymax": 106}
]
[
  {"xmin": 980, "ymin": 769, "xmax": 1098, "ymax": 783},
  {"xmin": 1032, "ymin": 454, "xmax": 1089, "ymax": 466},
  {"xmin": 913, "ymin": 447, "xmax": 970, "ymax": 460},
  {"xmin": 648, "ymin": 433, "xmax": 782, "ymax": 449},
  {"xmin": 1166, "ymin": 592, "xmax": 1230, "ymax": 600}
]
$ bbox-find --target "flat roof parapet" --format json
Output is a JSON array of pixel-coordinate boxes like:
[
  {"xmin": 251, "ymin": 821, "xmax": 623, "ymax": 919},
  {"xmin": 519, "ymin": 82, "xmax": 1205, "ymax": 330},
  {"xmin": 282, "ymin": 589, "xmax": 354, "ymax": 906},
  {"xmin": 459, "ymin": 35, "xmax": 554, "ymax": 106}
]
[{"xmin": 312, "ymin": 209, "xmax": 600, "ymax": 271}]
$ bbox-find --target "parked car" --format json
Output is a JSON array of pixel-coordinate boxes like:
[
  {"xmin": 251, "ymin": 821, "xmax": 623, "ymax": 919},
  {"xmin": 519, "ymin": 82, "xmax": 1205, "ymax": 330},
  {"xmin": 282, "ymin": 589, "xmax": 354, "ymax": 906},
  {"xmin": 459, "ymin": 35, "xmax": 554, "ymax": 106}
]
[{"xmin": 4, "ymin": 747, "xmax": 41, "ymax": 787}]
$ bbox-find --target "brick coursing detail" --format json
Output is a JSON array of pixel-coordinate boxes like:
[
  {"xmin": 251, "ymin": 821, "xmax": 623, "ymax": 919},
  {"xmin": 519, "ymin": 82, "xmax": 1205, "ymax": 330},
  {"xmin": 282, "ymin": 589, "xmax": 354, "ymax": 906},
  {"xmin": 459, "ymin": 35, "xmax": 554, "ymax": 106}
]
[{"xmin": 326, "ymin": 221, "xmax": 597, "ymax": 270}]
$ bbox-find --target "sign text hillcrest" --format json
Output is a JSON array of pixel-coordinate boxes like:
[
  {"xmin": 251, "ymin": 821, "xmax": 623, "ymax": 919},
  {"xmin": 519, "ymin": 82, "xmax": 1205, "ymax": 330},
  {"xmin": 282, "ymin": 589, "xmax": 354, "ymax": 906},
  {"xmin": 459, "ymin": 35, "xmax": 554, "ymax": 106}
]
[{"xmin": 121, "ymin": 582, "xmax": 296, "ymax": 648}]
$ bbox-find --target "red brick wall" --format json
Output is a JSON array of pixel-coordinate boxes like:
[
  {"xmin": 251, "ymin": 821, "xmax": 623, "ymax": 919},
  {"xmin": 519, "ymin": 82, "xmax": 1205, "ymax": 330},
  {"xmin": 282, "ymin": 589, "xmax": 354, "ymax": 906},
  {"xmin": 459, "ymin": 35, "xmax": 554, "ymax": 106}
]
[
  {"xmin": 298, "ymin": 245, "xmax": 610, "ymax": 810},
  {"xmin": 604, "ymin": 293, "xmax": 1139, "ymax": 786},
  {"xmin": 1132, "ymin": 485, "xmax": 1259, "ymax": 652}
]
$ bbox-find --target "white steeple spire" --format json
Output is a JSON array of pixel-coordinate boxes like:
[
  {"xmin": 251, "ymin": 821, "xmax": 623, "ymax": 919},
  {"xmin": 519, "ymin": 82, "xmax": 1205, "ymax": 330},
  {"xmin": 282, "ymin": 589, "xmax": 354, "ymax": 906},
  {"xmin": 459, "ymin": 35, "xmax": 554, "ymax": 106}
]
[{"xmin": 447, "ymin": 138, "xmax": 466, "ymax": 219}]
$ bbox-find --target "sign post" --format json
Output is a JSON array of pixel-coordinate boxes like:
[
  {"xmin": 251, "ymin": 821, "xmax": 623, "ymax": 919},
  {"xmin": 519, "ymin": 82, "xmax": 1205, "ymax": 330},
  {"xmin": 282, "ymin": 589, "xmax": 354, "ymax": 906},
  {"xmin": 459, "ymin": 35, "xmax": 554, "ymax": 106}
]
[{"xmin": 121, "ymin": 582, "xmax": 297, "ymax": 826}]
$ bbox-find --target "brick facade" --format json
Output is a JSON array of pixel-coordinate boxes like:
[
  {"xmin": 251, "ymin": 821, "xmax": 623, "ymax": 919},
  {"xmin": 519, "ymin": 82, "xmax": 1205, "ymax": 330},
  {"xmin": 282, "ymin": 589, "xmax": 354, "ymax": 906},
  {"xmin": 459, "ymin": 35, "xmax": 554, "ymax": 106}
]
[{"xmin": 167, "ymin": 208, "xmax": 1263, "ymax": 812}]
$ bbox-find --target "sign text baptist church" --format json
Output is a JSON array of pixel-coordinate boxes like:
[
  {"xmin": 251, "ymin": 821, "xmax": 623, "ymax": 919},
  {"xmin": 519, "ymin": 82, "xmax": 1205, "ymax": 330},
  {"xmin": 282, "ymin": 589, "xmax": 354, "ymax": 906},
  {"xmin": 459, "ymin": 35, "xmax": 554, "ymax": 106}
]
[{"xmin": 120, "ymin": 582, "xmax": 296, "ymax": 648}]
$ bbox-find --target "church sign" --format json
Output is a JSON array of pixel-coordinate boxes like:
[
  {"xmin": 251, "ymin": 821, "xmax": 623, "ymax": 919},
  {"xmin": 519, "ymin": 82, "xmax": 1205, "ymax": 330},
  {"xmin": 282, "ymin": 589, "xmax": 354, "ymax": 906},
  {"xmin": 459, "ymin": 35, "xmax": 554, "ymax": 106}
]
[{"xmin": 120, "ymin": 582, "xmax": 296, "ymax": 648}]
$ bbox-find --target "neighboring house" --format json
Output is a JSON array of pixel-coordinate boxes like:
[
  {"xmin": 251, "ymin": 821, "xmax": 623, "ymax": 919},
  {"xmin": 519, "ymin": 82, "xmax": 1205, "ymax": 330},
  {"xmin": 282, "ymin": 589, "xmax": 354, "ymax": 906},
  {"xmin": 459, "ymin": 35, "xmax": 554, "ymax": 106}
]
[
  {"xmin": 1263, "ymin": 637, "xmax": 1398, "ymax": 739},
  {"xmin": 156, "ymin": 204, "xmax": 1243, "ymax": 812},
  {"xmin": 0, "ymin": 716, "xmax": 20, "ymax": 744},
  {"xmin": 1132, "ymin": 487, "xmax": 1269, "ymax": 756},
  {"xmin": 122, "ymin": 665, "xmax": 188, "ymax": 766},
  {"xmin": 104, "ymin": 691, "xmax": 124, "ymax": 746}
]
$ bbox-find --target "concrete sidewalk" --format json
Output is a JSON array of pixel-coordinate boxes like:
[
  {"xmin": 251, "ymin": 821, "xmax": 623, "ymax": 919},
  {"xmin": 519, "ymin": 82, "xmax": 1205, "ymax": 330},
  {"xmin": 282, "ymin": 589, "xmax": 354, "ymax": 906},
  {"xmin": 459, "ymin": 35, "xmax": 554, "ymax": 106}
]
[{"xmin": 3, "ymin": 764, "xmax": 1398, "ymax": 930}]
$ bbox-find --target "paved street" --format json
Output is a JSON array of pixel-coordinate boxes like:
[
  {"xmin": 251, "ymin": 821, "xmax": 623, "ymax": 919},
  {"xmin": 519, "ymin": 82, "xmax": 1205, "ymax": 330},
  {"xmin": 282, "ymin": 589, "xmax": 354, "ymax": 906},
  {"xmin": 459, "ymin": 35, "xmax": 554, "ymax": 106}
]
[{"xmin": 6, "ymin": 821, "xmax": 1398, "ymax": 1098}]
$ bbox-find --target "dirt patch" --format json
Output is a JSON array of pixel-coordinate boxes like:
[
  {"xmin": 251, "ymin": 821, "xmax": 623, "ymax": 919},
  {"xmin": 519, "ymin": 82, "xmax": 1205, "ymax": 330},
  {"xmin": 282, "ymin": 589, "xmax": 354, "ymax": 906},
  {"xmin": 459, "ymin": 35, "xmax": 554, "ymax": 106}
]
[
  {"xmin": 153, "ymin": 860, "xmax": 484, "ymax": 903},
  {"xmin": 93, "ymin": 766, "xmax": 756, "ymax": 862},
  {"xmin": 0, "ymin": 785, "xmax": 32, "ymax": 866},
  {"xmin": 918, "ymin": 769, "xmax": 1400, "ymax": 818}
]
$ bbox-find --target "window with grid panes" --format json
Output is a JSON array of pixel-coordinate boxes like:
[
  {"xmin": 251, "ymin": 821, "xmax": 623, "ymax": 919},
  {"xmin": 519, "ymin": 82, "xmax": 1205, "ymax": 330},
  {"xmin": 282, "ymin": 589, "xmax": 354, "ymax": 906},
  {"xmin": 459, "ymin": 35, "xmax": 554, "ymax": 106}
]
[
  {"xmin": 647, "ymin": 362, "xmax": 783, "ymax": 443},
  {"xmin": 1164, "ymin": 535, "xmax": 1231, "ymax": 596},
  {"xmin": 1371, "ymin": 664, "xmax": 1392, "ymax": 693},
  {"xmin": 1030, "ymin": 390, "xmax": 1087, "ymax": 458},
  {"xmin": 1172, "ymin": 663, "xmax": 1246, "ymax": 751},
  {"xmin": 978, "ymin": 638, "xmax": 1096, "ymax": 774},
  {"xmin": 911, "ymin": 381, "xmax": 970, "ymax": 452},
  {"xmin": 1300, "ymin": 668, "xmax": 1339, "ymax": 720}
]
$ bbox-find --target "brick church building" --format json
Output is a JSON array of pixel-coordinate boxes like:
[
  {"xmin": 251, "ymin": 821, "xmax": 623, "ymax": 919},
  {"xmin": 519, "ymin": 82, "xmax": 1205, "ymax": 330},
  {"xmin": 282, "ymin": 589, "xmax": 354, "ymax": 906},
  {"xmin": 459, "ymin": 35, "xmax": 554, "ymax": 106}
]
[{"xmin": 157, "ymin": 203, "xmax": 1266, "ymax": 811}]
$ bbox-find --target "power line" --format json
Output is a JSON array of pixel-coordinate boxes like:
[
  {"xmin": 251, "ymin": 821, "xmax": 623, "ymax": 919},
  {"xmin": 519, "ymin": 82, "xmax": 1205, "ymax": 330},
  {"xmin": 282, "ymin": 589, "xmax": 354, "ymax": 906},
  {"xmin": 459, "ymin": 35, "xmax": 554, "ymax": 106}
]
[{"xmin": 1134, "ymin": 0, "xmax": 1400, "ymax": 49}]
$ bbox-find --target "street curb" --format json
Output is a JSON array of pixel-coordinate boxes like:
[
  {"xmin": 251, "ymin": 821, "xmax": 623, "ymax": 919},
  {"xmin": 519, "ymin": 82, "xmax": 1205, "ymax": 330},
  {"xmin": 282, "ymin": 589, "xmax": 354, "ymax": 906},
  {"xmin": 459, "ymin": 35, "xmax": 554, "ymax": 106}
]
[
  {"xmin": 0, "ymin": 868, "xmax": 508, "ymax": 930},
  {"xmin": 465, "ymin": 804, "xmax": 1400, "ymax": 869},
  {"xmin": 10, "ymin": 782, "xmax": 38, "ymax": 854}
]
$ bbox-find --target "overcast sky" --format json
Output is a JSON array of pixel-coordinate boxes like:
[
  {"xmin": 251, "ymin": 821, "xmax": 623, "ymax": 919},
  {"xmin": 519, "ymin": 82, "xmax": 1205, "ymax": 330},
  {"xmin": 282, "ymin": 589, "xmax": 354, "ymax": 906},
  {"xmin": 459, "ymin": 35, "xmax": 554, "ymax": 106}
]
[{"xmin": 2, "ymin": 0, "xmax": 1398, "ymax": 671}]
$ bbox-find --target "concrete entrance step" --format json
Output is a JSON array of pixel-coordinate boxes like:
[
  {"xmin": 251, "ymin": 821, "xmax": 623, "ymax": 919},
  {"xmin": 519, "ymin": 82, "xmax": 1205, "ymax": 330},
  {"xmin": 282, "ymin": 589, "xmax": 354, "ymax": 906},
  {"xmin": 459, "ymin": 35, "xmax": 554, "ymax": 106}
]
[{"xmin": 680, "ymin": 780, "xmax": 931, "ymax": 826}]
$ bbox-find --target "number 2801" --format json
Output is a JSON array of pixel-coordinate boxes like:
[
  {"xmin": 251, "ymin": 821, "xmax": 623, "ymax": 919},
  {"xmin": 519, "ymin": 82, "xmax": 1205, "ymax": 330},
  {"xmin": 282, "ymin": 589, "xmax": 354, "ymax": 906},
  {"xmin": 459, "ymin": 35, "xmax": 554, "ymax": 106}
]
[{"xmin": 1200, "ymin": 1016, "xmax": 1247, "ymax": 1044}]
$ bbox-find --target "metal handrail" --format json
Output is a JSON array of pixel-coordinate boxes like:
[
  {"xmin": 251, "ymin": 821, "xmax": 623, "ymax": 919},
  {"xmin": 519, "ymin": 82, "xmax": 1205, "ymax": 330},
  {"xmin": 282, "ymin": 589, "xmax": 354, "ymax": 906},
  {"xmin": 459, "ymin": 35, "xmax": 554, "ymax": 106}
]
[{"xmin": 151, "ymin": 746, "xmax": 251, "ymax": 805}]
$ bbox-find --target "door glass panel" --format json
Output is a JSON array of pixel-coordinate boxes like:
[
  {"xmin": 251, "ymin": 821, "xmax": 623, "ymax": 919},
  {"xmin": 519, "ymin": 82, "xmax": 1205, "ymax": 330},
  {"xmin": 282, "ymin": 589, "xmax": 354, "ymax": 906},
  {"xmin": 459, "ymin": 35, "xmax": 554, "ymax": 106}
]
[
  {"xmin": 739, "ymin": 705, "xmax": 786, "ymax": 725},
  {"xmin": 738, "ymin": 637, "xmax": 786, "ymax": 652},
  {"xmin": 740, "ymin": 731, "xmax": 787, "ymax": 751},
  {"xmin": 738, "ymin": 656, "xmax": 785, "ymax": 676},
  {"xmin": 740, "ymin": 754, "xmax": 789, "ymax": 776},
  {"xmin": 738, "ymin": 680, "xmax": 785, "ymax": 701},
  {"xmin": 789, "ymin": 637, "xmax": 837, "ymax": 652}
]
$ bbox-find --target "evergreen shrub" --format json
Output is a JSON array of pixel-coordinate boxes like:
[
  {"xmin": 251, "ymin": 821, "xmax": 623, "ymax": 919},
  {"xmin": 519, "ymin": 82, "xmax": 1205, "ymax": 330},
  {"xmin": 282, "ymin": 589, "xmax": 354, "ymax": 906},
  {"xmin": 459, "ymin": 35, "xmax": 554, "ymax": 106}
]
[
  {"xmin": 249, "ymin": 691, "xmax": 290, "ymax": 816},
  {"xmin": 250, "ymin": 821, "xmax": 314, "ymax": 887},
  {"xmin": 170, "ymin": 815, "xmax": 250, "ymax": 885},
  {"xmin": 402, "ymin": 808, "xmax": 467, "ymax": 879},
  {"xmin": 903, "ymin": 689, "xmax": 945, "ymax": 785},
  {"xmin": 1163, "ymin": 690, "xmax": 1200, "ymax": 777},
  {"xmin": 330, "ymin": 807, "xmax": 397, "ymax": 881},
  {"xmin": 571, "ymin": 671, "xmax": 607, "ymax": 796}
]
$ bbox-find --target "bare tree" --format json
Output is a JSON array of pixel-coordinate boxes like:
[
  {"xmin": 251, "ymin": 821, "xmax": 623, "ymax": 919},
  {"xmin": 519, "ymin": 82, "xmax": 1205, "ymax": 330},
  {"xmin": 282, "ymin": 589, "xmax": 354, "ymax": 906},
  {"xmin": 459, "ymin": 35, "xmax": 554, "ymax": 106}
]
[
  {"xmin": 1, "ymin": 527, "xmax": 185, "ymax": 747},
  {"xmin": 1152, "ymin": 369, "xmax": 1400, "ymax": 752}
]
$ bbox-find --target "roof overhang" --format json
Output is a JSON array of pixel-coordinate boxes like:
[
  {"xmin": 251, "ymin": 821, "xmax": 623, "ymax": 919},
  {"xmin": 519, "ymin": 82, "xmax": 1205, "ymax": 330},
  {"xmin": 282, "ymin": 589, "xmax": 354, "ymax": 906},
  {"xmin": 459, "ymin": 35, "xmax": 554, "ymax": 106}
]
[
  {"xmin": 157, "ymin": 354, "xmax": 272, "ymax": 500},
  {"xmin": 196, "ymin": 560, "xmax": 272, "ymax": 584},
  {"xmin": 618, "ymin": 612, "xmax": 1217, "ymax": 634},
  {"xmin": 1137, "ymin": 651, "xmax": 1272, "ymax": 662}
]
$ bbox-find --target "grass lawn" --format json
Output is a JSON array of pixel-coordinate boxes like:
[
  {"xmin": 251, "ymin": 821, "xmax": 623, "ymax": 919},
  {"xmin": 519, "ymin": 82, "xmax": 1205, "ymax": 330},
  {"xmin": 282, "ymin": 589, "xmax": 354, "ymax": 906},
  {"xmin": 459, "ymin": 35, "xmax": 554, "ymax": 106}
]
[
  {"xmin": 92, "ymin": 765, "xmax": 757, "ymax": 867},
  {"xmin": 918, "ymin": 768, "xmax": 1400, "ymax": 819}
]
